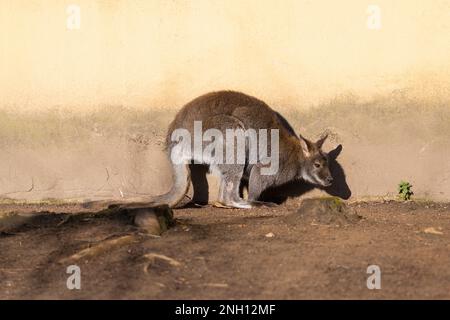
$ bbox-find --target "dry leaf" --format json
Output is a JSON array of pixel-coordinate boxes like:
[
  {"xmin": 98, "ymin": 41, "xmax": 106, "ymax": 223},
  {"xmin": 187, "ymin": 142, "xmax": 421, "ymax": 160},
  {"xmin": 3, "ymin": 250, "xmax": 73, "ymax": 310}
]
[{"xmin": 423, "ymin": 227, "xmax": 443, "ymax": 235}]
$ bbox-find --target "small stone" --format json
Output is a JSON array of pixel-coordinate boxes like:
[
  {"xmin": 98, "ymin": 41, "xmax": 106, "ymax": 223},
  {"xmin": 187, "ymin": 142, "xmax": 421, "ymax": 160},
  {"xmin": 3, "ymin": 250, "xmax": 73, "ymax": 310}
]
[{"xmin": 265, "ymin": 232, "xmax": 275, "ymax": 238}]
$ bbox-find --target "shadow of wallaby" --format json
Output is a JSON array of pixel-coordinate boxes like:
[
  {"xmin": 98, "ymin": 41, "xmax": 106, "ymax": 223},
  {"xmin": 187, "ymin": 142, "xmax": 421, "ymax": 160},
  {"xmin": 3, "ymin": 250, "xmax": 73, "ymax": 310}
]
[
  {"xmin": 189, "ymin": 164, "xmax": 210, "ymax": 206},
  {"xmin": 259, "ymin": 144, "xmax": 351, "ymax": 203},
  {"xmin": 188, "ymin": 144, "xmax": 351, "ymax": 206},
  {"xmin": 323, "ymin": 145, "xmax": 352, "ymax": 199}
]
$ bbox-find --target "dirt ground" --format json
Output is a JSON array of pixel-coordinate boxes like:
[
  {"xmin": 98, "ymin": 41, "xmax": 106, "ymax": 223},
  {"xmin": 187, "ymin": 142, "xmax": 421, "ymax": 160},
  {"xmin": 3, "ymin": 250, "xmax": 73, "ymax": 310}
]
[{"xmin": 0, "ymin": 198, "xmax": 449, "ymax": 300}]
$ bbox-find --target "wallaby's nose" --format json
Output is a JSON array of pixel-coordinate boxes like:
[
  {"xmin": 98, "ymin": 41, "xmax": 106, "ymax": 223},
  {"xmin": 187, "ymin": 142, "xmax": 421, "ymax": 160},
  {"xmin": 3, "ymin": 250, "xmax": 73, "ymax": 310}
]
[{"xmin": 326, "ymin": 176, "xmax": 334, "ymax": 184}]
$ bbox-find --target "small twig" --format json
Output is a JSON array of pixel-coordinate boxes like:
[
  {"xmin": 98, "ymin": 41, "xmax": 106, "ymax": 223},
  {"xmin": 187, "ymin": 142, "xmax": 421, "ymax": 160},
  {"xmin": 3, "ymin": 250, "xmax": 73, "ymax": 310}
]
[
  {"xmin": 58, "ymin": 234, "xmax": 138, "ymax": 264},
  {"xmin": 142, "ymin": 253, "xmax": 181, "ymax": 273}
]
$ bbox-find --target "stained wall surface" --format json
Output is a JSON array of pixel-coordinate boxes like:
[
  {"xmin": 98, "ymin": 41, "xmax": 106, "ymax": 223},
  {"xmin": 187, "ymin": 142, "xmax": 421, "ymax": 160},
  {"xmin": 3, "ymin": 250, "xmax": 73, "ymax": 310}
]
[{"xmin": 1, "ymin": 0, "xmax": 449, "ymax": 202}]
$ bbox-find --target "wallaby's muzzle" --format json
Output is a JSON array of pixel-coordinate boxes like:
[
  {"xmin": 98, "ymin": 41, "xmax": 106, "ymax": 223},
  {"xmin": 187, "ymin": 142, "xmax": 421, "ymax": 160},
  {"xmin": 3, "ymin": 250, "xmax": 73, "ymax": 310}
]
[{"xmin": 324, "ymin": 176, "xmax": 334, "ymax": 186}]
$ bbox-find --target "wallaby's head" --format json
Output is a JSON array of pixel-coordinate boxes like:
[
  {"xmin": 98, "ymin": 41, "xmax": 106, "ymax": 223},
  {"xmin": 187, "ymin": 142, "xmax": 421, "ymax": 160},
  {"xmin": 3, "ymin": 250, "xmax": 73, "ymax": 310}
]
[{"xmin": 298, "ymin": 134, "xmax": 333, "ymax": 187}]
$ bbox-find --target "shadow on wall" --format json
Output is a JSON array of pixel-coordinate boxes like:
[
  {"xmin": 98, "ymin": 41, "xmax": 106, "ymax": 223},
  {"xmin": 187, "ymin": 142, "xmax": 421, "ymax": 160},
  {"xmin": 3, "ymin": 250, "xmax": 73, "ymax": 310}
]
[{"xmin": 188, "ymin": 144, "xmax": 351, "ymax": 206}]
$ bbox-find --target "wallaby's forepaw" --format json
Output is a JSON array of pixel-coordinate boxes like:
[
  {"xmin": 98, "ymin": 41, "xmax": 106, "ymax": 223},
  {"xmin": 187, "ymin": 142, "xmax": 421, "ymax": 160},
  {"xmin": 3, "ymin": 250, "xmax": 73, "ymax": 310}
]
[{"xmin": 249, "ymin": 201, "xmax": 278, "ymax": 208}]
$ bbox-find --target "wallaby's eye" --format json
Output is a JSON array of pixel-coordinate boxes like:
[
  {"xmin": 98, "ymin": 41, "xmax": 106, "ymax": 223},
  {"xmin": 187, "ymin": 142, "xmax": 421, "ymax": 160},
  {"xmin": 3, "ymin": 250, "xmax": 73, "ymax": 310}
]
[{"xmin": 314, "ymin": 162, "xmax": 321, "ymax": 168}]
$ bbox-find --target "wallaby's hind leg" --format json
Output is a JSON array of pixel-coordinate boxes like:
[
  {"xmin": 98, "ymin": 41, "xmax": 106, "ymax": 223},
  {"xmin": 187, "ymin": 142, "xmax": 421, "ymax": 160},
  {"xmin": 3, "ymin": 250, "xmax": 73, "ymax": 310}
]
[
  {"xmin": 213, "ymin": 164, "xmax": 252, "ymax": 209},
  {"xmin": 248, "ymin": 165, "xmax": 278, "ymax": 207}
]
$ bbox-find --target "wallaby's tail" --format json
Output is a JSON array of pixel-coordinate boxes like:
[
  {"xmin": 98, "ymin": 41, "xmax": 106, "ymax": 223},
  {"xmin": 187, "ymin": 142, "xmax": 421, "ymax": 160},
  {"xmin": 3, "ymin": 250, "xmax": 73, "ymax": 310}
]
[
  {"xmin": 149, "ymin": 162, "xmax": 191, "ymax": 208},
  {"xmin": 82, "ymin": 162, "xmax": 191, "ymax": 211}
]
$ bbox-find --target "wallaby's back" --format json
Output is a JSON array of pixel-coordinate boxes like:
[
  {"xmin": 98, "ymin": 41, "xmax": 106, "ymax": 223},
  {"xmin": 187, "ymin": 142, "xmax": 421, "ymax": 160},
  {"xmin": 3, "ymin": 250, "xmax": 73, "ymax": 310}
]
[{"xmin": 166, "ymin": 91, "xmax": 293, "ymax": 148}]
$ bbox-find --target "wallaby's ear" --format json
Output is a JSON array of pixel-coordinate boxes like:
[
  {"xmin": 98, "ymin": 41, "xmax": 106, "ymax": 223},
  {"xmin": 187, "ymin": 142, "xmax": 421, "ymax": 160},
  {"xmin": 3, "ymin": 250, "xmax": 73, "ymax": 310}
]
[
  {"xmin": 299, "ymin": 135, "xmax": 314, "ymax": 156},
  {"xmin": 315, "ymin": 134, "xmax": 328, "ymax": 149}
]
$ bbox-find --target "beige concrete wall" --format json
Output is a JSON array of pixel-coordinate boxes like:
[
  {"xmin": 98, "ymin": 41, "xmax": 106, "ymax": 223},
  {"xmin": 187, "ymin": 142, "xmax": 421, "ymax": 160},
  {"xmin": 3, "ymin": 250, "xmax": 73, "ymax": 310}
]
[{"xmin": 0, "ymin": 0, "xmax": 449, "ymax": 202}]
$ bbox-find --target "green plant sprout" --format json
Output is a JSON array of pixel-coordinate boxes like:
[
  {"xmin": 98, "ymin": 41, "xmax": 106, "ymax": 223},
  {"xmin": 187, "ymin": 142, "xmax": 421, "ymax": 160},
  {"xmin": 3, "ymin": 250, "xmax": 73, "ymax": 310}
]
[{"xmin": 398, "ymin": 181, "xmax": 413, "ymax": 201}]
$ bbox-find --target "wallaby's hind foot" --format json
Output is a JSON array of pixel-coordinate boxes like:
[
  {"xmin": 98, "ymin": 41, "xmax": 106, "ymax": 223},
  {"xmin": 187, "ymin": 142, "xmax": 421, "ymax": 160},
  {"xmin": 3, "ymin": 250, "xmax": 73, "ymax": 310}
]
[
  {"xmin": 212, "ymin": 164, "xmax": 251, "ymax": 209},
  {"xmin": 213, "ymin": 200, "xmax": 252, "ymax": 209}
]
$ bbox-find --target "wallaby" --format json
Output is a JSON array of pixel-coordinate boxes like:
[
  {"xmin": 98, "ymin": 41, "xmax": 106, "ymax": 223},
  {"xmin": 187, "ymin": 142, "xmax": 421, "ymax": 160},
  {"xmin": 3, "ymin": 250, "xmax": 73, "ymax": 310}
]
[{"xmin": 149, "ymin": 90, "xmax": 334, "ymax": 209}]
